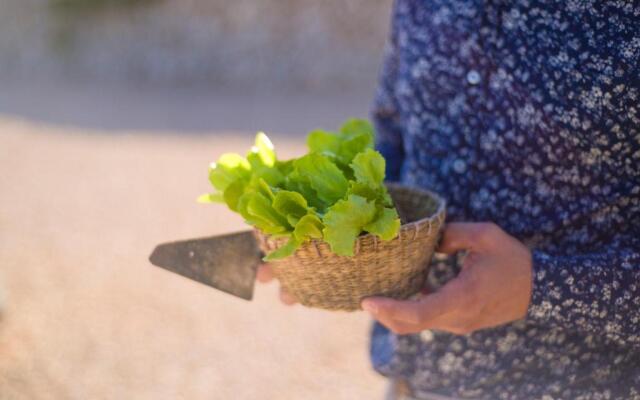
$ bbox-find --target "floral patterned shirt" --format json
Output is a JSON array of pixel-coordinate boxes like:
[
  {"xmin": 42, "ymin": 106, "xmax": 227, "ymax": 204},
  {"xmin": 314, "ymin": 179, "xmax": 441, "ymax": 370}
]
[{"xmin": 370, "ymin": 1, "xmax": 640, "ymax": 399}]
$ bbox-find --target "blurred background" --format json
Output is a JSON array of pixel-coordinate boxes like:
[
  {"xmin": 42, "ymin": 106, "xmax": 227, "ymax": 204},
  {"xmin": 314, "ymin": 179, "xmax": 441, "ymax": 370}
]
[{"xmin": 0, "ymin": 0, "xmax": 394, "ymax": 399}]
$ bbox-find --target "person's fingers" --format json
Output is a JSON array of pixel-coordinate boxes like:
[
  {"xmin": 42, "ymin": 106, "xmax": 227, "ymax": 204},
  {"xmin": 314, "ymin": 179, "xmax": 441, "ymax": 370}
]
[
  {"xmin": 438, "ymin": 222, "xmax": 498, "ymax": 254},
  {"xmin": 362, "ymin": 297, "xmax": 422, "ymax": 324},
  {"xmin": 256, "ymin": 263, "xmax": 274, "ymax": 283},
  {"xmin": 279, "ymin": 288, "xmax": 297, "ymax": 305},
  {"xmin": 362, "ymin": 278, "xmax": 466, "ymax": 325},
  {"xmin": 369, "ymin": 310, "xmax": 422, "ymax": 335},
  {"xmin": 362, "ymin": 294, "xmax": 444, "ymax": 325}
]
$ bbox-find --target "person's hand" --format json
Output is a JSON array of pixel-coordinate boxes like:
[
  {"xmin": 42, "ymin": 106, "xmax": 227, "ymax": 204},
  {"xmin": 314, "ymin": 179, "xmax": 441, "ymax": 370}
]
[
  {"xmin": 361, "ymin": 222, "xmax": 533, "ymax": 335},
  {"xmin": 256, "ymin": 263, "xmax": 298, "ymax": 305}
]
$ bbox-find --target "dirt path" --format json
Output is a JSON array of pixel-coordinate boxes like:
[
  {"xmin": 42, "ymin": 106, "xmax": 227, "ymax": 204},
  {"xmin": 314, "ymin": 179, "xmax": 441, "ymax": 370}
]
[{"xmin": 0, "ymin": 118, "xmax": 385, "ymax": 399}]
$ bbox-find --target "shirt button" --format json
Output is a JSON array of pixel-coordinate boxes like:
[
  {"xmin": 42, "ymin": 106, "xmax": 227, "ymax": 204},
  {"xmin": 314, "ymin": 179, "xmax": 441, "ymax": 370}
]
[
  {"xmin": 466, "ymin": 69, "xmax": 481, "ymax": 85},
  {"xmin": 453, "ymin": 159, "xmax": 467, "ymax": 173},
  {"xmin": 420, "ymin": 330, "xmax": 434, "ymax": 342}
]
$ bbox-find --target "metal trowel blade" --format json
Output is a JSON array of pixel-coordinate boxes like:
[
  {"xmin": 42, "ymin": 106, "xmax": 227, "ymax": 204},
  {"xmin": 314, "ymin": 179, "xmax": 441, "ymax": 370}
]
[{"xmin": 149, "ymin": 230, "xmax": 262, "ymax": 300}]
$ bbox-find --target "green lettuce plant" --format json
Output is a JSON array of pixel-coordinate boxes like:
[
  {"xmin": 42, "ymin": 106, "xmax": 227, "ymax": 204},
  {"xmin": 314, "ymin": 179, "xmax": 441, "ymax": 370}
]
[{"xmin": 199, "ymin": 119, "xmax": 401, "ymax": 260}]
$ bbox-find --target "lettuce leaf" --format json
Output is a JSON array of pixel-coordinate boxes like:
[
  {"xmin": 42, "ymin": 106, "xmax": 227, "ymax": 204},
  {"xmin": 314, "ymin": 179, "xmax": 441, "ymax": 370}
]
[
  {"xmin": 307, "ymin": 129, "xmax": 341, "ymax": 158},
  {"xmin": 202, "ymin": 120, "xmax": 402, "ymax": 261},
  {"xmin": 322, "ymin": 195, "xmax": 377, "ymax": 256},
  {"xmin": 208, "ymin": 153, "xmax": 250, "ymax": 192},
  {"xmin": 237, "ymin": 190, "xmax": 291, "ymax": 235},
  {"xmin": 293, "ymin": 154, "xmax": 348, "ymax": 207},
  {"xmin": 337, "ymin": 119, "xmax": 375, "ymax": 164},
  {"xmin": 263, "ymin": 213, "xmax": 324, "ymax": 261},
  {"xmin": 293, "ymin": 214, "xmax": 324, "ymax": 241},
  {"xmin": 196, "ymin": 192, "xmax": 224, "ymax": 203},
  {"xmin": 364, "ymin": 207, "xmax": 401, "ymax": 241},
  {"xmin": 222, "ymin": 179, "xmax": 246, "ymax": 211},
  {"xmin": 247, "ymin": 135, "xmax": 284, "ymax": 187},
  {"xmin": 273, "ymin": 190, "xmax": 310, "ymax": 226},
  {"xmin": 306, "ymin": 119, "xmax": 374, "ymax": 169},
  {"xmin": 284, "ymin": 169, "xmax": 326, "ymax": 211},
  {"xmin": 262, "ymin": 239, "xmax": 299, "ymax": 261},
  {"xmin": 252, "ymin": 132, "xmax": 276, "ymax": 167},
  {"xmin": 351, "ymin": 148, "xmax": 385, "ymax": 187}
]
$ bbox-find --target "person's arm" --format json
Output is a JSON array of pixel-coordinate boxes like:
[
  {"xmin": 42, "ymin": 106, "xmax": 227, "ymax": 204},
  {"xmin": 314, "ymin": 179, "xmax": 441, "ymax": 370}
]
[
  {"xmin": 372, "ymin": 7, "xmax": 405, "ymax": 183},
  {"xmin": 528, "ymin": 235, "xmax": 640, "ymax": 348},
  {"xmin": 361, "ymin": 223, "xmax": 640, "ymax": 350}
]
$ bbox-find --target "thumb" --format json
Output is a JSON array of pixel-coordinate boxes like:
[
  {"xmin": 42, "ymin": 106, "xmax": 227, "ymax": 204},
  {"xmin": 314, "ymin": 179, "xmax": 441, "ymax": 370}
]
[{"xmin": 438, "ymin": 222, "xmax": 496, "ymax": 254}]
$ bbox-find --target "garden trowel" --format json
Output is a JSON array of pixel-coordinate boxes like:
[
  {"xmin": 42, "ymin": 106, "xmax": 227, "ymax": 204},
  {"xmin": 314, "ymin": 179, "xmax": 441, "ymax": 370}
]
[{"xmin": 149, "ymin": 231, "xmax": 262, "ymax": 300}]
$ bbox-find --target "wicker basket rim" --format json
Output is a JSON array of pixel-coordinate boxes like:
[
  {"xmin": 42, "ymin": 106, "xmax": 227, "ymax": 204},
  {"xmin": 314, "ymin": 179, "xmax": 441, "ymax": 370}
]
[{"xmin": 383, "ymin": 182, "xmax": 446, "ymax": 230}]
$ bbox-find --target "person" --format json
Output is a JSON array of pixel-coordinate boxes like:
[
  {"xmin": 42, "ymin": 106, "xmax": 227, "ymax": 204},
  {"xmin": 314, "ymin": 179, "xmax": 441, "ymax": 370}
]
[{"xmin": 258, "ymin": 1, "xmax": 640, "ymax": 398}]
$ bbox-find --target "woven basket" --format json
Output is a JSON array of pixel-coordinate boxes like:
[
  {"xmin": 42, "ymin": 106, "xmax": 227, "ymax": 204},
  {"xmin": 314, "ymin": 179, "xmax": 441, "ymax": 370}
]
[{"xmin": 254, "ymin": 183, "xmax": 446, "ymax": 311}]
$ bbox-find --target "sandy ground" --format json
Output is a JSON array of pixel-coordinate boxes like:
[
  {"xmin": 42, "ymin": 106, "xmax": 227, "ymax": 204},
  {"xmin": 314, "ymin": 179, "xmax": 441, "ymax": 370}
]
[{"xmin": 0, "ymin": 115, "xmax": 386, "ymax": 399}]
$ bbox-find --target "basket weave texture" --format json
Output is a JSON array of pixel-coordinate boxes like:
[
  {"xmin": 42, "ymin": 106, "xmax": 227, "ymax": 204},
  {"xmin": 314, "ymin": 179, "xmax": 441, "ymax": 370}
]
[{"xmin": 254, "ymin": 183, "xmax": 446, "ymax": 311}]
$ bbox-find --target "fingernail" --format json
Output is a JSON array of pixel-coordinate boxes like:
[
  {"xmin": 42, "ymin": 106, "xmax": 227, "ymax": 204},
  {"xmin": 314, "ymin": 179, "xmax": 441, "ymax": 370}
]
[{"xmin": 361, "ymin": 300, "xmax": 378, "ymax": 314}]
